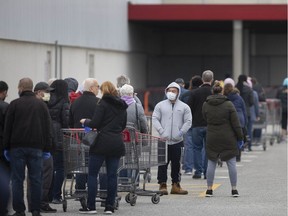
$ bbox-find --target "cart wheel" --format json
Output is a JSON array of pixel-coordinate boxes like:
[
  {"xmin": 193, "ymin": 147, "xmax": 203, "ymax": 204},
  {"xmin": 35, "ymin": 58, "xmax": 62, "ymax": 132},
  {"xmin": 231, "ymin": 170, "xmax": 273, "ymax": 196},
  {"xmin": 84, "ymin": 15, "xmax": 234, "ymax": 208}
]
[
  {"xmin": 62, "ymin": 199, "xmax": 67, "ymax": 212},
  {"xmin": 130, "ymin": 194, "xmax": 137, "ymax": 206},
  {"xmin": 125, "ymin": 193, "xmax": 131, "ymax": 203},
  {"xmin": 151, "ymin": 194, "xmax": 160, "ymax": 204}
]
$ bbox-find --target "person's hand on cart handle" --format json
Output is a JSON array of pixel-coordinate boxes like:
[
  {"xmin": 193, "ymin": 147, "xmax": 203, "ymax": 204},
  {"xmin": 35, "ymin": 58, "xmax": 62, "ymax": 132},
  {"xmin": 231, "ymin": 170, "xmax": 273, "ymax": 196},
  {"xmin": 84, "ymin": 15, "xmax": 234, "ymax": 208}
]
[{"xmin": 80, "ymin": 119, "xmax": 86, "ymax": 125}]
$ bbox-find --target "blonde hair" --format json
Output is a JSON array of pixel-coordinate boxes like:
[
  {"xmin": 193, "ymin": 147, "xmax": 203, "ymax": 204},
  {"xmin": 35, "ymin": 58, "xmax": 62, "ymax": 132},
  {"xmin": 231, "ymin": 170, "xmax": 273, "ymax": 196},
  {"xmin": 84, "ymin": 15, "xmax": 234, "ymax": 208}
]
[{"xmin": 100, "ymin": 81, "xmax": 118, "ymax": 96}]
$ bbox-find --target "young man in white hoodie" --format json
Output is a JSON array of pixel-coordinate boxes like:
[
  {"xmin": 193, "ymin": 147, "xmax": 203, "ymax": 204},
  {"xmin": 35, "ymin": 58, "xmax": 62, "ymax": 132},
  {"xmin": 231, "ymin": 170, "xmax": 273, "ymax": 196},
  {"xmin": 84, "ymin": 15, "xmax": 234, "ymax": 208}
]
[{"xmin": 152, "ymin": 82, "xmax": 192, "ymax": 195}]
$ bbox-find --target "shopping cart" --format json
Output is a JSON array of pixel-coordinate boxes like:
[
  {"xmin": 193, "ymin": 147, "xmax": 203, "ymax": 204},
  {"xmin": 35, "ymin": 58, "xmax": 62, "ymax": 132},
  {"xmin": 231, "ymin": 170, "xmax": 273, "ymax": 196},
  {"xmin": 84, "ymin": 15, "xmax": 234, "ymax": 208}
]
[
  {"xmin": 62, "ymin": 129, "xmax": 115, "ymax": 212},
  {"xmin": 118, "ymin": 126, "xmax": 167, "ymax": 206},
  {"xmin": 266, "ymin": 99, "xmax": 282, "ymax": 145},
  {"xmin": 61, "ymin": 128, "xmax": 88, "ymax": 212},
  {"xmin": 252, "ymin": 102, "xmax": 268, "ymax": 150}
]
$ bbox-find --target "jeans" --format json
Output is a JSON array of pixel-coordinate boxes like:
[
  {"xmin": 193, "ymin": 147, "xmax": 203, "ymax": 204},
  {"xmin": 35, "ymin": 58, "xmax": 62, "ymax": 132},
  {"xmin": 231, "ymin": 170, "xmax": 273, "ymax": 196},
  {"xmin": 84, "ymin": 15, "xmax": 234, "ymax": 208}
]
[
  {"xmin": 27, "ymin": 156, "xmax": 54, "ymax": 209},
  {"xmin": 52, "ymin": 151, "xmax": 64, "ymax": 200},
  {"xmin": 183, "ymin": 128, "xmax": 194, "ymax": 172},
  {"xmin": 157, "ymin": 142, "xmax": 182, "ymax": 184},
  {"xmin": 10, "ymin": 147, "xmax": 43, "ymax": 213},
  {"xmin": 192, "ymin": 127, "xmax": 207, "ymax": 176},
  {"xmin": 0, "ymin": 163, "xmax": 10, "ymax": 215},
  {"xmin": 247, "ymin": 117, "xmax": 253, "ymax": 150},
  {"xmin": 87, "ymin": 155, "xmax": 120, "ymax": 210}
]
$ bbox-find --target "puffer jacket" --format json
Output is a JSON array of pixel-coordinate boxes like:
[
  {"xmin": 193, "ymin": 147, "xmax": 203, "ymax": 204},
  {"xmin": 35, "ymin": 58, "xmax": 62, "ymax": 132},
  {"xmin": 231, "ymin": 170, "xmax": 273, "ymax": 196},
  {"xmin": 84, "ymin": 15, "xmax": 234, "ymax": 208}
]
[
  {"xmin": 202, "ymin": 94, "xmax": 243, "ymax": 161},
  {"xmin": 152, "ymin": 82, "xmax": 192, "ymax": 145},
  {"xmin": 85, "ymin": 94, "xmax": 128, "ymax": 157},
  {"xmin": 48, "ymin": 95, "xmax": 70, "ymax": 151}
]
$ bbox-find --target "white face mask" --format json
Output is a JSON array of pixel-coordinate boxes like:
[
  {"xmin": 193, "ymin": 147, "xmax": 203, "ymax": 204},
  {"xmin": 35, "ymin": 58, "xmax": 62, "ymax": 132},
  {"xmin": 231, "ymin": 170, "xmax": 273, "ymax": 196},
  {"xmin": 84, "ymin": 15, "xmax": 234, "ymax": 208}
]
[
  {"xmin": 42, "ymin": 92, "xmax": 51, "ymax": 102},
  {"xmin": 166, "ymin": 92, "xmax": 177, "ymax": 101}
]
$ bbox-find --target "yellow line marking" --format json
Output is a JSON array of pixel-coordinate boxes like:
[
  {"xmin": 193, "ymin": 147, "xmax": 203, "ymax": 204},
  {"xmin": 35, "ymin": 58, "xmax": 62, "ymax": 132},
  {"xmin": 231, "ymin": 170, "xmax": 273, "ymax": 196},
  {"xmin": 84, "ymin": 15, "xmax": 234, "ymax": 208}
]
[{"xmin": 198, "ymin": 184, "xmax": 221, "ymax": 197}]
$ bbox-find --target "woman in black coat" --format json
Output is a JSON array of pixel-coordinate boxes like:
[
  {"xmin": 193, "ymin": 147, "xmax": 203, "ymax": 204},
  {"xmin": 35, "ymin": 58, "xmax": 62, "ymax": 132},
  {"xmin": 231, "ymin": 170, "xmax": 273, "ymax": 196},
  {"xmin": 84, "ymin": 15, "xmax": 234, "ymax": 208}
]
[
  {"xmin": 202, "ymin": 81, "xmax": 243, "ymax": 198},
  {"xmin": 80, "ymin": 81, "xmax": 127, "ymax": 214},
  {"xmin": 48, "ymin": 79, "xmax": 70, "ymax": 204}
]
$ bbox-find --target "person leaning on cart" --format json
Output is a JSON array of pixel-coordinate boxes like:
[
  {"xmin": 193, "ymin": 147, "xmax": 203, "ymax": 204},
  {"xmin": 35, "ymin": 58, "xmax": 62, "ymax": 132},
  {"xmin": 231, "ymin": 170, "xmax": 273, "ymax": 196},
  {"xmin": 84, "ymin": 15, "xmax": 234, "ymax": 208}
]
[
  {"xmin": 80, "ymin": 81, "xmax": 128, "ymax": 214},
  {"xmin": 152, "ymin": 81, "xmax": 192, "ymax": 195}
]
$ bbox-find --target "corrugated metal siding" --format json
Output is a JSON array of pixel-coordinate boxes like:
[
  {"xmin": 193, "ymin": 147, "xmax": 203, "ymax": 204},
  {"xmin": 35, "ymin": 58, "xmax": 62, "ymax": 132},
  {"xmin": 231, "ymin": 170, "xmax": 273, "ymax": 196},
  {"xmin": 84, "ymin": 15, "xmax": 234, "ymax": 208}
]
[{"xmin": 0, "ymin": 0, "xmax": 133, "ymax": 51}]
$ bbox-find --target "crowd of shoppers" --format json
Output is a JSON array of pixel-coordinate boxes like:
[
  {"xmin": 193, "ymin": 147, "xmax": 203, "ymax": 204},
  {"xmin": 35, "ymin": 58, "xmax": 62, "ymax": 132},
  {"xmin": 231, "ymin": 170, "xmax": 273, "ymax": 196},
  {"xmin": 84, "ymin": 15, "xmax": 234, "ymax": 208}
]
[{"xmin": 0, "ymin": 71, "xmax": 286, "ymax": 216}]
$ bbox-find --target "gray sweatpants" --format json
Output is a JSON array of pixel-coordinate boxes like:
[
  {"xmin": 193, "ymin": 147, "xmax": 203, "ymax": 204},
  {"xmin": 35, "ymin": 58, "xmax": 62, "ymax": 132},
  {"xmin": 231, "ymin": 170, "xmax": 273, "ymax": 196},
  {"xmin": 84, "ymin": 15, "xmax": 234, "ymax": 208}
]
[{"xmin": 206, "ymin": 157, "xmax": 237, "ymax": 187}]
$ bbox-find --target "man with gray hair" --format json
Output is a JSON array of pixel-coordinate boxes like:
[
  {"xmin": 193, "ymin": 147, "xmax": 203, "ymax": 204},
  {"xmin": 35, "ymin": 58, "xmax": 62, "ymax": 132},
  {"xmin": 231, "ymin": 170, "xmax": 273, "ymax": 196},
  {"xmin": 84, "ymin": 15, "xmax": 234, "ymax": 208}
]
[
  {"xmin": 187, "ymin": 70, "xmax": 214, "ymax": 180},
  {"xmin": 69, "ymin": 78, "xmax": 100, "ymax": 195}
]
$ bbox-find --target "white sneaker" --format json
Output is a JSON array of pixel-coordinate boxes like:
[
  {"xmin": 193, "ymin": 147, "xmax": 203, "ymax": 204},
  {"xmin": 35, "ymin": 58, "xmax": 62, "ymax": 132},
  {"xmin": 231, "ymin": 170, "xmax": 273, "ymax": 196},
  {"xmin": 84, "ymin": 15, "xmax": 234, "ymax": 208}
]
[{"xmin": 184, "ymin": 171, "xmax": 193, "ymax": 175}]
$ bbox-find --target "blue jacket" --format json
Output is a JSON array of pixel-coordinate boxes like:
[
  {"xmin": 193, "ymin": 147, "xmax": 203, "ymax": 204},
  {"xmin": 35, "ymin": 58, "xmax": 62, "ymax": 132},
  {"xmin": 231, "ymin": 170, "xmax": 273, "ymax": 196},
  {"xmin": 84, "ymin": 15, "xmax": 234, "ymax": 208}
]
[{"xmin": 226, "ymin": 90, "xmax": 247, "ymax": 128}]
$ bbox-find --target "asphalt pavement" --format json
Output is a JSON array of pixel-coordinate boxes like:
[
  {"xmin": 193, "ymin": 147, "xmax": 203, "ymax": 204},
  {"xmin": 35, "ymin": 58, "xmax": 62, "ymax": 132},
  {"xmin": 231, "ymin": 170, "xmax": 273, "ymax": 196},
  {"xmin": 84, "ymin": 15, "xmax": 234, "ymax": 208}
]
[{"xmin": 7, "ymin": 136, "xmax": 288, "ymax": 216}]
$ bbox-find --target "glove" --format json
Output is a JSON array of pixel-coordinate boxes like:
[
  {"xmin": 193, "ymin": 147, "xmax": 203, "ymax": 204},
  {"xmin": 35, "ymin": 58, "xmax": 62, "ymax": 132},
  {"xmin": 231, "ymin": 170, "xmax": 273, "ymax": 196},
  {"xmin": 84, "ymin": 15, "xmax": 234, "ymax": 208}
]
[
  {"xmin": 42, "ymin": 152, "xmax": 51, "ymax": 159},
  {"xmin": 237, "ymin": 140, "xmax": 244, "ymax": 149},
  {"xmin": 178, "ymin": 130, "xmax": 183, "ymax": 137},
  {"xmin": 84, "ymin": 126, "xmax": 92, "ymax": 133},
  {"xmin": 4, "ymin": 150, "xmax": 10, "ymax": 162}
]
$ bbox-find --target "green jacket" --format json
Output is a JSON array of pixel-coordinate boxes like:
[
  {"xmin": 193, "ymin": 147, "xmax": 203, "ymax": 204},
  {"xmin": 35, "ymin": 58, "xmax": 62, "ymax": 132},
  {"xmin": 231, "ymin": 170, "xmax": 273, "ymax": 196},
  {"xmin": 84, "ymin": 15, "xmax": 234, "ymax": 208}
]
[{"xmin": 202, "ymin": 94, "xmax": 243, "ymax": 161}]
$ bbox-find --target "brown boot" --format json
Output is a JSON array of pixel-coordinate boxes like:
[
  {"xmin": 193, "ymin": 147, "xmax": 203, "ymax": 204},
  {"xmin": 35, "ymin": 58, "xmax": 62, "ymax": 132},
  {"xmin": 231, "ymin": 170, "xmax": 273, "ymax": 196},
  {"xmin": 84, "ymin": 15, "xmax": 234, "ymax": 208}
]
[
  {"xmin": 170, "ymin": 182, "xmax": 188, "ymax": 195},
  {"xmin": 159, "ymin": 182, "xmax": 168, "ymax": 195}
]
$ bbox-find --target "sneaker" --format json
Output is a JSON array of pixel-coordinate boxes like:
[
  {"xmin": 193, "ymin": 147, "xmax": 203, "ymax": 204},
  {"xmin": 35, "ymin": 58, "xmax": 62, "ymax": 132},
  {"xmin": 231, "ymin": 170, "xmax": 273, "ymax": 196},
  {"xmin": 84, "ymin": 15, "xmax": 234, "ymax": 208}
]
[
  {"xmin": 192, "ymin": 174, "xmax": 201, "ymax": 179},
  {"xmin": 40, "ymin": 205, "xmax": 57, "ymax": 213},
  {"xmin": 9, "ymin": 212, "xmax": 25, "ymax": 216},
  {"xmin": 184, "ymin": 171, "xmax": 193, "ymax": 175},
  {"xmin": 205, "ymin": 189, "xmax": 213, "ymax": 197},
  {"xmin": 232, "ymin": 189, "xmax": 239, "ymax": 197},
  {"xmin": 51, "ymin": 198, "xmax": 63, "ymax": 204},
  {"xmin": 104, "ymin": 206, "xmax": 114, "ymax": 215},
  {"xmin": 31, "ymin": 211, "xmax": 42, "ymax": 216},
  {"xmin": 79, "ymin": 207, "xmax": 97, "ymax": 214}
]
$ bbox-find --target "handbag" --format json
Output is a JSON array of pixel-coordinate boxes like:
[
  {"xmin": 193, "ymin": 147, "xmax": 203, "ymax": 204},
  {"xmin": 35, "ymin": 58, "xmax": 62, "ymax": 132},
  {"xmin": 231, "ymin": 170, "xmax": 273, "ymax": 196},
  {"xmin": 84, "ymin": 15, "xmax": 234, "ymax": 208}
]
[
  {"xmin": 82, "ymin": 130, "xmax": 98, "ymax": 146},
  {"xmin": 81, "ymin": 114, "xmax": 119, "ymax": 146}
]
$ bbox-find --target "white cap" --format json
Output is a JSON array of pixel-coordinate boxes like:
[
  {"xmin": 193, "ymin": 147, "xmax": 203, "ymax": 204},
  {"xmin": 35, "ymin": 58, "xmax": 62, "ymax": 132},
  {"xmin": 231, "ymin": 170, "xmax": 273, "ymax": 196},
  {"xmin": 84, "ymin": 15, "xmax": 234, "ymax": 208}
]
[{"xmin": 224, "ymin": 78, "xmax": 235, "ymax": 87}]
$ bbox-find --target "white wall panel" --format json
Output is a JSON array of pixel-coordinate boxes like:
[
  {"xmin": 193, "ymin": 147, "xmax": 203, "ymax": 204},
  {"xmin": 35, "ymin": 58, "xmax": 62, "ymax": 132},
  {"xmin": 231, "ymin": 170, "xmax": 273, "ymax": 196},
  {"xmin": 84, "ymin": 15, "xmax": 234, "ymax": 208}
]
[
  {"xmin": 0, "ymin": 0, "xmax": 161, "ymax": 52},
  {"xmin": 0, "ymin": 40, "xmax": 147, "ymax": 102}
]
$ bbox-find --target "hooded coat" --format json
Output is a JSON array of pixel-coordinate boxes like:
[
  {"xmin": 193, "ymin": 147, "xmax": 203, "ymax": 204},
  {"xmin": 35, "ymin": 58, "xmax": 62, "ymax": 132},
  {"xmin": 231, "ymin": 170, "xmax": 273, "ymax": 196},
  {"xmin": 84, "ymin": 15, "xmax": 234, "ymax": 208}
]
[
  {"xmin": 152, "ymin": 82, "xmax": 192, "ymax": 145},
  {"xmin": 202, "ymin": 94, "xmax": 243, "ymax": 161},
  {"xmin": 85, "ymin": 94, "xmax": 128, "ymax": 157}
]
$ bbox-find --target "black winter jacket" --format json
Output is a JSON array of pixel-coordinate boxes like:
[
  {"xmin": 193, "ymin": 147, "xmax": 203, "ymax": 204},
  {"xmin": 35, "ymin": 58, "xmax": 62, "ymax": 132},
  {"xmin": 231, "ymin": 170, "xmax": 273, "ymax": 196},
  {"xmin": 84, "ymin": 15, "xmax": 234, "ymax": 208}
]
[
  {"xmin": 48, "ymin": 95, "xmax": 70, "ymax": 151},
  {"xmin": 187, "ymin": 84, "xmax": 212, "ymax": 127},
  {"xmin": 69, "ymin": 91, "xmax": 100, "ymax": 128},
  {"xmin": 0, "ymin": 100, "xmax": 9, "ymax": 166},
  {"xmin": 3, "ymin": 91, "xmax": 52, "ymax": 152},
  {"xmin": 85, "ymin": 95, "xmax": 128, "ymax": 157}
]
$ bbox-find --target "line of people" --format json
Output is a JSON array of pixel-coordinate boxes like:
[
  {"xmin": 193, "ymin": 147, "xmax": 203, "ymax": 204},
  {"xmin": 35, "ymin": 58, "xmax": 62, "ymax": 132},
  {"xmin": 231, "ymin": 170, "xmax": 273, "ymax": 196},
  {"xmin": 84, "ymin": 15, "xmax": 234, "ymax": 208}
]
[
  {"xmin": 0, "ymin": 72, "xmax": 286, "ymax": 215},
  {"xmin": 0, "ymin": 75, "xmax": 148, "ymax": 216}
]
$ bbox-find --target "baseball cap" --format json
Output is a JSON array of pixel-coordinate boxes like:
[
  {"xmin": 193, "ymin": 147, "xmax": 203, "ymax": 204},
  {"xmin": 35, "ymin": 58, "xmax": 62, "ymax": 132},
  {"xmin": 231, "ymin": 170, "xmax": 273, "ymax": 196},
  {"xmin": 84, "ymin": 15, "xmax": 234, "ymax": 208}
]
[{"xmin": 34, "ymin": 82, "xmax": 54, "ymax": 92}]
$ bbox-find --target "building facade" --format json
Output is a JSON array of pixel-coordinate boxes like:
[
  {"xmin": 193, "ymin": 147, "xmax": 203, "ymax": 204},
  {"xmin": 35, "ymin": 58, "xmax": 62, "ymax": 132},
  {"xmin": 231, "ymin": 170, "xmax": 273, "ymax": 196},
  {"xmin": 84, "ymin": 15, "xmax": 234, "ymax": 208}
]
[{"xmin": 0, "ymin": 0, "xmax": 286, "ymax": 101}]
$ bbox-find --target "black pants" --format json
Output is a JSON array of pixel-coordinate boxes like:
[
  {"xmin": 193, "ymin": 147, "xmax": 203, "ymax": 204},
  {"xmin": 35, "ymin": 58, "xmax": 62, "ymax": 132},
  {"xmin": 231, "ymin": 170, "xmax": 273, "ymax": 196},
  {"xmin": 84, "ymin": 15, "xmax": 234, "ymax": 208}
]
[
  {"xmin": 27, "ymin": 156, "xmax": 54, "ymax": 210},
  {"xmin": 157, "ymin": 142, "xmax": 182, "ymax": 184}
]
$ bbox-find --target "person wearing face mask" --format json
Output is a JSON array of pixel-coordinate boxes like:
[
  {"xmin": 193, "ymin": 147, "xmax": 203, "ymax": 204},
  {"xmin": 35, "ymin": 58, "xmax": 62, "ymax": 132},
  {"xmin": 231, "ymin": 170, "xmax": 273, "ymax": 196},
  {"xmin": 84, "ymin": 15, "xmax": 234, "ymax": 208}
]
[
  {"xmin": 26, "ymin": 82, "xmax": 57, "ymax": 213},
  {"xmin": 152, "ymin": 82, "xmax": 192, "ymax": 195}
]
